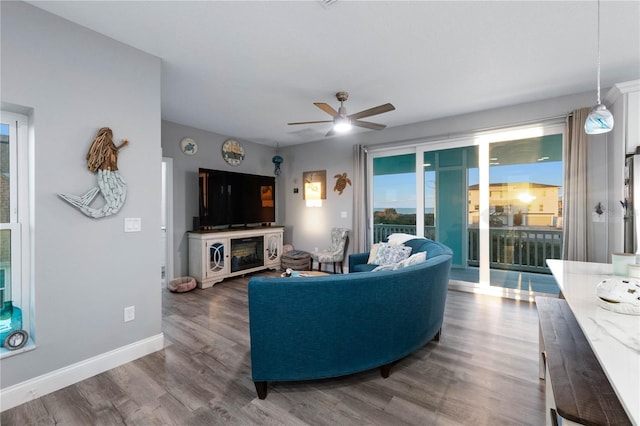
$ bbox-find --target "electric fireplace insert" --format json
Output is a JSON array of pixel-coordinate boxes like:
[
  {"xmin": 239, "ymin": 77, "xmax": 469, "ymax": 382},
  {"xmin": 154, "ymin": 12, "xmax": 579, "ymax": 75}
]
[{"xmin": 230, "ymin": 236, "xmax": 264, "ymax": 273}]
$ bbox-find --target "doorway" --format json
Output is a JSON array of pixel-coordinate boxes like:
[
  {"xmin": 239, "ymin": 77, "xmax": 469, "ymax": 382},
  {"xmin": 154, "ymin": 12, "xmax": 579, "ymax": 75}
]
[{"xmin": 161, "ymin": 157, "xmax": 174, "ymax": 287}]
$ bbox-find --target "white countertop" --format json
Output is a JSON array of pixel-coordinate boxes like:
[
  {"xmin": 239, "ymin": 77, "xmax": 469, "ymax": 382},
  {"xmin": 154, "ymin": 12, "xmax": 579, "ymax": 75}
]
[{"xmin": 547, "ymin": 259, "xmax": 640, "ymax": 425}]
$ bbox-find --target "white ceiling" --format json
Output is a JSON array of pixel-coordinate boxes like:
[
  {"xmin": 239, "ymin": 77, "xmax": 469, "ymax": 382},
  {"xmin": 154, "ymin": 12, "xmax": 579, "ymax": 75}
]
[{"xmin": 28, "ymin": 1, "xmax": 640, "ymax": 147}]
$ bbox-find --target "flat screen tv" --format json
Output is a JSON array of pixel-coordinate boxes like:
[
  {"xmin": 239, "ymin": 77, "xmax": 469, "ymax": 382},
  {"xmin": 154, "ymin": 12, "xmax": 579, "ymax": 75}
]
[{"xmin": 198, "ymin": 168, "xmax": 275, "ymax": 228}]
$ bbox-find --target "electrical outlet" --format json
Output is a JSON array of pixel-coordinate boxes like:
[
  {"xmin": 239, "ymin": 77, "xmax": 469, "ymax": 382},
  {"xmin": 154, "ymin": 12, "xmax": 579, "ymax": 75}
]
[{"xmin": 124, "ymin": 306, "xmax": 135, "ymax": 322}]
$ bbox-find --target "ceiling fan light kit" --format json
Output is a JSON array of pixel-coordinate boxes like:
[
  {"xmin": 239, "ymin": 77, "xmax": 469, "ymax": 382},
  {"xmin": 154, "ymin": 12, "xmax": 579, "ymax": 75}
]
[
  {"xmin": 585, "ymin": 0, "xmax": 614, "ymax": 135},
  {"xmin": 289, "ymin": 91, "xmax": 395, "ymax": 137},
  {"xmin": 333, "ymin": 116, "xmax": 352, "ymax": 132}
]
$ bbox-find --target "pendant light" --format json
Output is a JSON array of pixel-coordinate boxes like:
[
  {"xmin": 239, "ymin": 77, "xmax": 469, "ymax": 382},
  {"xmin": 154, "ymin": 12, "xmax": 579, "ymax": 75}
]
[
  {"xmin": 272, "ymin": 142, "xmax": 283, "ymax": 176},
  {"xmin": 584, "ymin": 0, "xmax": 614, "ymax": 134}
]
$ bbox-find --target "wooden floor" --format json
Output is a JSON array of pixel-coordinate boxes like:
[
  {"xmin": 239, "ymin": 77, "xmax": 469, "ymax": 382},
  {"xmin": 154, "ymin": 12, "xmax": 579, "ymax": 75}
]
[{"xmin": 2, "ymin": 271, "xmax": 546, "ymax": 425}]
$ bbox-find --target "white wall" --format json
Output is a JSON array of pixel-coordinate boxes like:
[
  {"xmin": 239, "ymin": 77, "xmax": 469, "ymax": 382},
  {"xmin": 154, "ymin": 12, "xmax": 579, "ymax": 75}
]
[
  {"xmin": 161, "ymin": 121, "xmax": 277, "ymax": 277},
  {"xmin": 1, "ymin": 1, "xmax": 162, "ymax": 391}
]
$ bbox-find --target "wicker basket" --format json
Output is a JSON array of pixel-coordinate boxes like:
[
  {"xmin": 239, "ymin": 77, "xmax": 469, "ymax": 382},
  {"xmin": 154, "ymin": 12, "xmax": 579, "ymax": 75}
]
[{"xmin": 280, "ymin": 250, "xmax": 311, "ymax": 271}]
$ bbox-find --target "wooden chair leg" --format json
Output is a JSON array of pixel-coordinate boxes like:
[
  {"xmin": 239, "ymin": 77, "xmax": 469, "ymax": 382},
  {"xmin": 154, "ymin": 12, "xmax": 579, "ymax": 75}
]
[{"xmin": 255, "ymin": 381, "xmax": 268, "ymax": 399}]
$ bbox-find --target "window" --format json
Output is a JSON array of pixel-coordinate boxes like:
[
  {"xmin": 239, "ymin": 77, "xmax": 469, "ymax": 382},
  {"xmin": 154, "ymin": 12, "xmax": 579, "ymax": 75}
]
[{"xmin": 1, "ymin": 110, "xmax": 32, "ymax": 356}]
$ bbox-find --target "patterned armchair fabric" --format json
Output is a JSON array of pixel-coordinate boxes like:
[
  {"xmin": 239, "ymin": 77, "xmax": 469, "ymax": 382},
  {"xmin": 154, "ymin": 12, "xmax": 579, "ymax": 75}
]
[{"xmin": 310, "ymin": 228, "xmax": 350, "ymax": 273}]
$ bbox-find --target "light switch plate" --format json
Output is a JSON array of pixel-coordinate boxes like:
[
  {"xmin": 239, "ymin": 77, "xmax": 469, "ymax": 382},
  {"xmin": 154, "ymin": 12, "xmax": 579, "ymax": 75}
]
[
  {"xmin": 124, "ymin": 306, "xmax": 135, "ymax": 322},
  {"xmin": 124, "ymin": 217, "xmax": 142, "ymax": 232}
]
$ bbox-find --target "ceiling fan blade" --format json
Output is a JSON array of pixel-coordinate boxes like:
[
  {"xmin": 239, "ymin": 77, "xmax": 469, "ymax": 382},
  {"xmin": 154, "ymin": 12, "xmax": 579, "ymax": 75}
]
[
  {"xmin": 352, "ymin": 120, "xmax": 387, "ymax": 131},
  {"xmin": 288, "ymin": 120, "xmax": 333, "ymax": 125},
  {"xmin": 314, "ymin": 102, "xmax": 339, "ymax": 117},
  {"xmin": 348, "ymin": 103, "xmax": 395, "ymax": 120}
]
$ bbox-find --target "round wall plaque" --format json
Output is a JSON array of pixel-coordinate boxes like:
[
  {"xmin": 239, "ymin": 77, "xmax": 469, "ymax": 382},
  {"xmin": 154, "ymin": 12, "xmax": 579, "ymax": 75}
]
[
  {"xmin": 180, "ymin": 137, "xmax": 198, "ymax": 155},
  {"xmin": 221, "ymin": 139, "xmax": 245, "ymax": 166}
]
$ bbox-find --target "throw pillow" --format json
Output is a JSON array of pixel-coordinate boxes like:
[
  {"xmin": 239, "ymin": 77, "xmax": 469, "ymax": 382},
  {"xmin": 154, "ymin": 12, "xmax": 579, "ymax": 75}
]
[
  {"xmin": 386, "ymin": 233, "xmax": 418, "ymax": 245},
  {"xmin": 393, "ymin": 251, "xmax": 427, "ymax": 270},
  {"xmin": 372, "ymin": 243, "xmax": 412, "ymax": 266},
  {"xmin": 367, "ymin": 243, "xmax": 381, "ymax": 264},
  {"xmin": 372, "ymin": 263, "xmax": 395, "ymax": 272}
]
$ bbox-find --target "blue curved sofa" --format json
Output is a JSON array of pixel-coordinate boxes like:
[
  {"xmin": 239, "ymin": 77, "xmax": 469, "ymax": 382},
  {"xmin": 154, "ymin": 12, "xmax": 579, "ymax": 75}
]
[{"xmin": 247, "ymin": 238, "xmax": 452, "ymax": 399}]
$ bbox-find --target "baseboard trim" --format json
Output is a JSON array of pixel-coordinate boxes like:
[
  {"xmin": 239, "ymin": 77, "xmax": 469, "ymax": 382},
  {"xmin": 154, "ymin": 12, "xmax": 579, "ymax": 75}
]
[{"xmin": 0, "ymin": 333, "xmax": 164, "ymax": 412}]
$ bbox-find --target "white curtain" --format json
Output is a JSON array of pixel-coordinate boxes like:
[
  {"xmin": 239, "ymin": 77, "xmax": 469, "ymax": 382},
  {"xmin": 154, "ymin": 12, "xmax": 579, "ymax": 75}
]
[
  {"xmin": 562, "ymin": 108, "xmax": 590, "ymax": 261},
  {"xmin": 352, "ymin": 144, "xmax": 369, "ymax": 253}
]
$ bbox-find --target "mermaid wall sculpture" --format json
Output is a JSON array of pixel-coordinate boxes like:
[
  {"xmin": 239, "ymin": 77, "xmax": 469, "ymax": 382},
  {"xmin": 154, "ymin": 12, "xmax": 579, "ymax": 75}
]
[{"xmin": 59, "ymin": 127, "xmax": 129, "ymax": 218}]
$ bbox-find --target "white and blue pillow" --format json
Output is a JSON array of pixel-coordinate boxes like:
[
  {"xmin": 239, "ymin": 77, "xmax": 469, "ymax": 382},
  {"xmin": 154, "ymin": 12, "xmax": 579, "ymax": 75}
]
[
  {"xmin": 372, "ymin": 242, "xmax": 412, "ymax": 266},
  {"xmin": 372, "ymin": 251, "xmax": 427, "ymax": 272}
]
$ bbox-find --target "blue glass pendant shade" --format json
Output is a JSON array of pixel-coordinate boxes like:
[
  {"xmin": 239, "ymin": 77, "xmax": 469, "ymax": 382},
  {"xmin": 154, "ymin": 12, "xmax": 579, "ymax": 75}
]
[
  {"xmin": 584, "ymin": 104, "xmax": 614, "ymax": 135},
  {"xmin": 272, "ymin": 155, "xmax": 283, "ymax": 176}
]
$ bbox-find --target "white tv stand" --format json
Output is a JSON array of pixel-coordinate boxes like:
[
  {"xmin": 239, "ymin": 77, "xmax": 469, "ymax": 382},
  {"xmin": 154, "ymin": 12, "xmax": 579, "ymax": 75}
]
[{"xmin": 188, "ymin": 226, "xmax": 283, "ymax": 288}]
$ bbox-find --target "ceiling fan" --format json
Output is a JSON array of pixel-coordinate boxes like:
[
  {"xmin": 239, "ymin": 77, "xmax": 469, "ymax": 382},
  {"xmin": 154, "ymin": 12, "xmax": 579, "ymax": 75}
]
[{"xmin": 288, "ymin": 92, "xmax": 395, "ymax": 137}]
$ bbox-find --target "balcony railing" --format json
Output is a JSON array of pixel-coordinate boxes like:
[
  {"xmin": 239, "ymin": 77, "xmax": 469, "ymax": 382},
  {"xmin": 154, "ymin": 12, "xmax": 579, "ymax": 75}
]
[
  {"xmin": 373, "ymin": 224, "xmax": 434, "ymax": 242},
  {"xmin": 373, "ymin": 224, "xmax": 562, "ymax": 274}
]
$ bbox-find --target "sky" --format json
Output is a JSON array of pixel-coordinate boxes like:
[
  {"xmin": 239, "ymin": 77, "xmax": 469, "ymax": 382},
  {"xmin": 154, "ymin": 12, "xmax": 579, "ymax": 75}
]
[{"xmin": 374, "ymin": 161, "xmax": 563, "ymax": 211}]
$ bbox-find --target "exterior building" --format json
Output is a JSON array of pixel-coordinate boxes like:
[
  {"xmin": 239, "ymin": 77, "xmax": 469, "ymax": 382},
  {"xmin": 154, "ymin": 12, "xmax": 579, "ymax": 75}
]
[{"xmin": 468, "ymin": 182, "xmax": 561, "ymax": 227}]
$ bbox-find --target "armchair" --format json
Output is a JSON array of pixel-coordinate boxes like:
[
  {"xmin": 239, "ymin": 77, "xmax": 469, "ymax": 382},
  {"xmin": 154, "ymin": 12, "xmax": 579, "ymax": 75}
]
[{"xmin": 310, "ymin": 228, "xmax": 350, "ymax": 273}]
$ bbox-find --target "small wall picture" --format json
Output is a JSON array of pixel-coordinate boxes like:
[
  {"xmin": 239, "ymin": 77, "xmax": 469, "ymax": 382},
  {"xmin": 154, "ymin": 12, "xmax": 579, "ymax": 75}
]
[{"xmin": 303, "ymin": 170, "xmax": 326, "ymax": 200}]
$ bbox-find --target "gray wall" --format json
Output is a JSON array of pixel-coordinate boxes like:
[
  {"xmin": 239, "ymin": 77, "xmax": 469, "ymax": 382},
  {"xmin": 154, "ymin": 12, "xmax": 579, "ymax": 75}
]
[
  {"xmin": 1, "ymin": 2, "xmax": 162, "ymax": 387},
  {"xmin": 279, "ymin": 137, "xmax": 354, "ymax": 258},
  {"xmin": 161, "ymin": 121, "xmax": 277, "ymax": 277},
  {"xmin": 279, "ymin": 90, "xmax": 611, "ymax": 264}
]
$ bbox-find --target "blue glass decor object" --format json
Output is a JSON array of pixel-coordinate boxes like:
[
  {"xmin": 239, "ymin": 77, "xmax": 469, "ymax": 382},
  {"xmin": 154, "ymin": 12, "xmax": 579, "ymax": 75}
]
[
  {"xmin": 272, "ymin": 155, "xmax": 283, "ymax": 176},
  {"xmin": 0, "ymin": 301, "xmax": 28, "ymax": 350},
  {"xmin": 584, "ymin": 104, "xmax": 614, "ymax": 134}
]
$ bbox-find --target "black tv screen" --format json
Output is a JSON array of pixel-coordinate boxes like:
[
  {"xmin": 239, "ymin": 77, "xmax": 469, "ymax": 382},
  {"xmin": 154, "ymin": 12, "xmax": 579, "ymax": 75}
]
[{"xmin": 198, "ymin": 169, "xmax": 275, "ymax": 227}]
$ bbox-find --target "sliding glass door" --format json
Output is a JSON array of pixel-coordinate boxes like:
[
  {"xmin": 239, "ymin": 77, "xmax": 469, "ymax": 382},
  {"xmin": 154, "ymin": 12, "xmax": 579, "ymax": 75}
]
[
  {"xmin": 370, "ymin": 124, "xmax": 564, "ymax": 296},
  {"xmin": 372, "ymin": 152, "xmax": 416, "ymax": 243},
  {"xmin": 486, "ymin": 134, "xmax": 563, "ymax": 294}
]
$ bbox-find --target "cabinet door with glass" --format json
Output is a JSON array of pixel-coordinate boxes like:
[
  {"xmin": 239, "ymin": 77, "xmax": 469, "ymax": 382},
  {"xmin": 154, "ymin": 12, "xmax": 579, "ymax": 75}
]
[
  {"xmin": 205, "ymin": 238, "xmax": 229, "ymax": 278},
  {"xmin": 264, "ymin": 231, "xmax": 282, "ymax": 269}
]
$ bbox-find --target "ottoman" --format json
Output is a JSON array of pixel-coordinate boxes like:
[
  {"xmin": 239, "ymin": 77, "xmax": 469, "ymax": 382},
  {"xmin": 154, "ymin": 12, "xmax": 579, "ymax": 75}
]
[{"xmin": 280, "ymin": 250, "xmax": 311, "ymax": 271}]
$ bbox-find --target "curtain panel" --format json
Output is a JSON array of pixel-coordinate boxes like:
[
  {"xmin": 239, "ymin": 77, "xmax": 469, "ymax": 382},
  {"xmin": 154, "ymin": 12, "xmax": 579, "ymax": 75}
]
[
  {"xmin": 352, "ymin": 145, "xmax": 369, "ymax": 253},
  {"xmin": 562, "ymin": 108, "xmax": 591, "ymax": 261}
]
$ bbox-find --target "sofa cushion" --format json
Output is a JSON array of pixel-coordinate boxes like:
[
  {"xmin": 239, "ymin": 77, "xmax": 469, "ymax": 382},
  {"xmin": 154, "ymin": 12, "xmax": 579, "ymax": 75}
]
[
  {"xmin": 372, "ymin": 243, "xmax": 412, "ymax": 266},
  {"xmin": 403, "ymin": 238, "xmax": 430, "ymax": 255},
  {"xmin": 367, "ymin": 243, "xmax": 381, "ymax": 264},
  {"xmin": 353, "ymin": 263, "xmax": 378, "ymax": 272}
]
